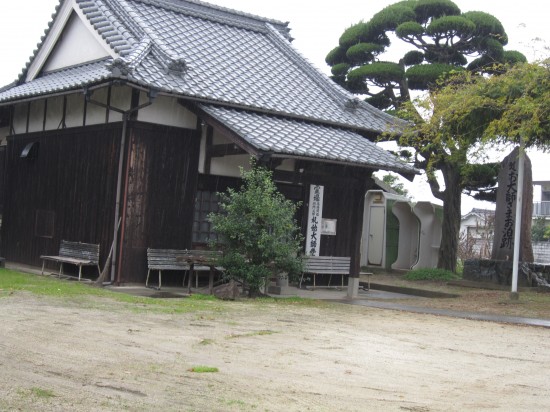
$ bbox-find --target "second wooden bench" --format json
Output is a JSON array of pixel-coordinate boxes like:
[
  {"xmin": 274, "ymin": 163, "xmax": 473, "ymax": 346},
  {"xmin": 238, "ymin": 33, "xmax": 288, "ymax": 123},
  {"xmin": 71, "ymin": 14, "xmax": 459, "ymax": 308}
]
[
  {"xmin": 41, "ymin": 240, "xmax": 101, "ymax": 281},
  {"xmin": 146, "ymin": 248, "xmax": 223, "ymax": 291},
  {"xmin": 299, "ymin": 256, "xmax": 351, "ymax": 290}
]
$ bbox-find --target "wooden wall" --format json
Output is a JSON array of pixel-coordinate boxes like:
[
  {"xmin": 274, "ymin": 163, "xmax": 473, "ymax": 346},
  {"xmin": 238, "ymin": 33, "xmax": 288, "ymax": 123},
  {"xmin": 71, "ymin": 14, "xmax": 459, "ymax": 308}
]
[
  {"xmin": 2, "ymin": 124, "xmax": 121, "ymax": 272},
  {"xmin": 117, "ymin": 122, "xmax": 200, "ymax": 283},
  {"xmin": 2, "ymin": 120, "xmax": 378, "ymax": 284}
]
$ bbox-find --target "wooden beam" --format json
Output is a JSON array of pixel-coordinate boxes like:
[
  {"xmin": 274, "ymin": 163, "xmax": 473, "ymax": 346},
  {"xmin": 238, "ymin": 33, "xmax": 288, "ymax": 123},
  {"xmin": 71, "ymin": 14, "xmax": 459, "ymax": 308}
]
[
  {"xmin": 182, "ymin": 102, "xmax": 262, "ymax": 157},
  {"xmin": 204, "ymin": 124, "xmax": 213, "ymax": 174}
]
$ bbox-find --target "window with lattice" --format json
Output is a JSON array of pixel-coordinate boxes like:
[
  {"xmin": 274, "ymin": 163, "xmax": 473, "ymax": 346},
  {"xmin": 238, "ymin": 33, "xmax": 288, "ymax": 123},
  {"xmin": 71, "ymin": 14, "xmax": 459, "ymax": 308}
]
[{"xmin": 192, "ymin": 190, "xmax": 220, "ymax": 243}]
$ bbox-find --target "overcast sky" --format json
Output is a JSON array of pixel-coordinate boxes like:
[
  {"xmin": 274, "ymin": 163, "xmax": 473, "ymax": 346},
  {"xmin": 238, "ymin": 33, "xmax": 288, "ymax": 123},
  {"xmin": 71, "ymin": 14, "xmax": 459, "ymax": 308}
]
[{"xmin": 1, "ymin": 0, "xmax": 549, "ymax": 211}]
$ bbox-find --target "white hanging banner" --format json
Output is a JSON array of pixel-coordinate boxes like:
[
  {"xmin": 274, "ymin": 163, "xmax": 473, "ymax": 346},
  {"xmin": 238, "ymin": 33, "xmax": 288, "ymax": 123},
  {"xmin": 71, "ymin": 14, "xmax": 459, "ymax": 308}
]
[{"xmin": 305, "ymin": 184, "xmax": 324, "ymax": 256}]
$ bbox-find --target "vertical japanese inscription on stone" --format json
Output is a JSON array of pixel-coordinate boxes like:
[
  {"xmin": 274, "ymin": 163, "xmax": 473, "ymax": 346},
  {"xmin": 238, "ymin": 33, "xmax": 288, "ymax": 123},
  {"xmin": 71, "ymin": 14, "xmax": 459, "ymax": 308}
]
[
  {"xmin": 491, "ymin": 147, "xmax": 534, "ymax": 262},
  {"xmin": 499, "ymin": 160, "xmax": 517, "ymax": 249}
]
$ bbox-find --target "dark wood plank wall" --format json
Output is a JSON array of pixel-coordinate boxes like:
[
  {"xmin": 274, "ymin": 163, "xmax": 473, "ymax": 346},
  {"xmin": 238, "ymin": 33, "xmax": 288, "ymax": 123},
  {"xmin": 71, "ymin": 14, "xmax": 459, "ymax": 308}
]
[
  {"xmin": 118, "ymin": 122, "xmax": 200, "ymax": 283},
  {"xmin": 0, "ymin": 146, "xmax": 6, "ymax": 215},
  {"xmin": 2, "ymin": 118, "xmax": 379, "ymax": 283},
  {"xmin": 2, "ymin": 124, "xmax": 122, "ymax": 272}
]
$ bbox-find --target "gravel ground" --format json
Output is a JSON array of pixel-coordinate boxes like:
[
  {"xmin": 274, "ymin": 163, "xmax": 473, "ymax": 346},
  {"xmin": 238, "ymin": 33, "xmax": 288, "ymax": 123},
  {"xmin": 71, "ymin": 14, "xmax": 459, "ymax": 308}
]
[{"xmin": 1, "ymin": 291, "xmax": 550, "ymax": 411}]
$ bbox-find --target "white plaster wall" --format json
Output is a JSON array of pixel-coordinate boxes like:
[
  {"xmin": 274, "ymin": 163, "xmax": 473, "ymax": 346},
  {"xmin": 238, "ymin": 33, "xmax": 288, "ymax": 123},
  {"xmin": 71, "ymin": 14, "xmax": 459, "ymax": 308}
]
[
  {"xmin": 209, "ymin": 129, "xmax": 250, "ymax": 177},
  {"xmin": 45, "ymin": 96, "xmax": 64, "ymax": 130},
  {"xmin": 28, "ymin": 100, "xmax": 45, "ymax": 133},
  {"xmin": 108, "ymin": 86, "xmax": 131, "ymax": 122},
  {"xmin": 12, "ymin": 104, "xmax": 28, "ymax": 135},
  {"xmin": 65, "ymin": 93, "xmax": 85, "ymax": 128},
  {"xmin": 210, "ymin": 153, "xmax": 251, "ymax": 177},
  {"xmin": 42, "ymin": 12, "xmax": 110, "ymax": 73},
  {"xmin": 137, "ymin": 94, "xmax": 196, "ymax": 129},
  {"xmin": 85, "ymin": 87, "xmax": 109, "ymax": 125}
]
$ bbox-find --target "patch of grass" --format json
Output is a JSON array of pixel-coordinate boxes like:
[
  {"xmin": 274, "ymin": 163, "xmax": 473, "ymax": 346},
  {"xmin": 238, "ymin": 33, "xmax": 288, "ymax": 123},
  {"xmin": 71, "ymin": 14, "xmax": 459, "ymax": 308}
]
[
  {"xmin": 0, "ymin": 269, "xmax": 225, "ymax": 313},
  {"xmin": 0, "ymin": 269, "xmax": 335, "ymax": 315},
  {"xmin": 30, "ymin": 387, "xmax": 56, "ymax": 398},
  {"xmin": 403, "ymin": 268, "xmax": 461, "ymax": 282},
  {"xmin": 198, "ymin": 338, "xmax": 214, "ymax": 345},
  {"xmin": 189, "ymin": 365, "xmax": 219, "ymax": 373},
  {"xmin": 188, "ymin": 294, "xmax": 218, "ymax": 301}
]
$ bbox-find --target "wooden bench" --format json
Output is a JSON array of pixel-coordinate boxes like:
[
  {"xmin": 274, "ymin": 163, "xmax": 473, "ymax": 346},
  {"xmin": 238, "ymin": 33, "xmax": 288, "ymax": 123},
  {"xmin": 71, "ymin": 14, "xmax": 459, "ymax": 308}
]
[
  {"xmin": 299, "ymin": 256, "xmax": 351, "ymax": 290},
  {"xmin": 41, "ymin": 240, "xmax": 101, "ymax": 281},
  {"xmin": 146, "ymin": 248, "xmax": 223, "ymax": 291}
]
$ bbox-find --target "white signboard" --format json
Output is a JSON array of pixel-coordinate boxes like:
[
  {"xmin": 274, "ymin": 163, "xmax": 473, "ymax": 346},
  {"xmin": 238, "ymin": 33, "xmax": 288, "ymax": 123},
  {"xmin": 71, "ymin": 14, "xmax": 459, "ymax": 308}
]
[
  {"xmin": 305, "ymin": 185, "xmax": 324, "ymax": 256},
  {"xmin": 321, "ymin": 219, "xmax": 337, "ymax": 236}
]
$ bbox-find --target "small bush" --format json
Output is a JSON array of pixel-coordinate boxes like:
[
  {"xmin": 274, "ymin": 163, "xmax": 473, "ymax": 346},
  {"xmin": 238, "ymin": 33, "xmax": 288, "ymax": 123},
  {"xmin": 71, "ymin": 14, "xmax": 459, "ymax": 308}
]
[{"xmin": 404, "ymin": 268, "xmax": 461, "ymax": 281}]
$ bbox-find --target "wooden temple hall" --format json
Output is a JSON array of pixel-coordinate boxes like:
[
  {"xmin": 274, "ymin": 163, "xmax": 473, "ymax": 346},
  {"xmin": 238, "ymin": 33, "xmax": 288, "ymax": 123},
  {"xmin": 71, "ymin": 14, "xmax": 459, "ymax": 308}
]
[{"xmin": 0, "ymin": 0, "xmax": 416, "ymax": 295}]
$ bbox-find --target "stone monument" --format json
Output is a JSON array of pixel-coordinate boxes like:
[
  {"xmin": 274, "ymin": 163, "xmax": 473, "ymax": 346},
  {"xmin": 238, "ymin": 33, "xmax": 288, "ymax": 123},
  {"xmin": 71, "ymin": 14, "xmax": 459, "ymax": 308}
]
[{"xmin": 491, "ymin": 147, "xmax": 534, "ymax": 262}]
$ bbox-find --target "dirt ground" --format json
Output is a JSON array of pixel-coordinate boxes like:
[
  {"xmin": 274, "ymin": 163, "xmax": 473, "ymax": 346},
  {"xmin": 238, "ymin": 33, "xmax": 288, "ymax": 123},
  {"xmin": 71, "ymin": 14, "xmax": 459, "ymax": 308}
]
[{"xmin": 1, "ymin": 292, "xmax": 550, "ymax": 411}]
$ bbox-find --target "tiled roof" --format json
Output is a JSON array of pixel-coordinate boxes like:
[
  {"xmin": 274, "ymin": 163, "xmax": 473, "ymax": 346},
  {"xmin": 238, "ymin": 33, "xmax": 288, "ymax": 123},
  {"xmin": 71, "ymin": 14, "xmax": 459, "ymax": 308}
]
[
  {"xmin": 0, "ymin": 60, "xmax": 112, "ymax": 101},
  {"xmin": 200, "ymin": 105, "xmax": 416, "ymax": 174},
  {"xmin": 0, "ymin": 0, "xmax": 405, "ymax": 134},
  {"xmin": 0, "ymin": 0, "xmax": 416, "ymax": 174}
]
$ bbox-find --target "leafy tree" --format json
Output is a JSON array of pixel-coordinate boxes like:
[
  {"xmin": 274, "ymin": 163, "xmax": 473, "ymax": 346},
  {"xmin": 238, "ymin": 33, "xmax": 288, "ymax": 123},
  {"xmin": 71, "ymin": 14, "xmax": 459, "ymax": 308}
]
[
  {"xmin": 209, "ymin": 162, "xmax": 303, "ymax": 297},
  {"xmin": 532, "ymin": 217, "xmax": 548, "ymax": 242},
  {"xmin": 407, "ymin": 61, "xmax": 550, "ymax": 267},
  {"xmin": 326, "ymin": 0, "xmax": 526, "ymax": 271},
  {"xmin": 382, "ymin": 173, "xmax": 410, "ymax": 197},
  {"xmin": 327, "ymin": 0, "xmax": 525, "ymax": 112}
]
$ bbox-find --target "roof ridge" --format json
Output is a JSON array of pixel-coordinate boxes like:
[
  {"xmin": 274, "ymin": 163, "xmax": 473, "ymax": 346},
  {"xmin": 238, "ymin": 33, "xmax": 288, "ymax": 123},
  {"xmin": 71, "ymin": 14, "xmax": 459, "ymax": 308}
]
[
  {"xmin": 15, "ymin": 1, "xmax": 63, "ymax": 85},
  {"xmin": 77, "ymin": 0, "xmax": 135, "ymax": 56},
  {"xmin": 132, "ymin": 0, "xmax": 291, "ymax": 39}
]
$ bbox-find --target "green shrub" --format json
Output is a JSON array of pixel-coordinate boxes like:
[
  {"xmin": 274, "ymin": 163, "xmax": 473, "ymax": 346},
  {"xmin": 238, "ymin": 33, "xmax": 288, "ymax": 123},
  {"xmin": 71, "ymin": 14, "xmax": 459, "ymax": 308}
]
[
  {"xmin": 404, "ymin": 268, "xmax": 461, "ymax": 281},
  {"xmin": 209, "ymin": 161, "xmax": 303, "ymax": 297}
]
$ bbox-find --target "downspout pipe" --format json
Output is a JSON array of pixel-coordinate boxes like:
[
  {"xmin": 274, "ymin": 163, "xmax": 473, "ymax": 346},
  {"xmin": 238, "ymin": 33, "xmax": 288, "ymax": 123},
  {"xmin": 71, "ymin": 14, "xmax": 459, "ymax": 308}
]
[{"xmin": 84, "ymin": 87, "xmax": 158, "ymax": 283}]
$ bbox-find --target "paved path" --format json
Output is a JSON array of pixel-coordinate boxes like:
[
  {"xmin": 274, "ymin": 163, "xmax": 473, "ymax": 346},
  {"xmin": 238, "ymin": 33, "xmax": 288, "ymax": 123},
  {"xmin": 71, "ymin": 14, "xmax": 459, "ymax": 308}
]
[{"xmin": 293, "ymin": 286, "xmax": 550, "ymax": 328}]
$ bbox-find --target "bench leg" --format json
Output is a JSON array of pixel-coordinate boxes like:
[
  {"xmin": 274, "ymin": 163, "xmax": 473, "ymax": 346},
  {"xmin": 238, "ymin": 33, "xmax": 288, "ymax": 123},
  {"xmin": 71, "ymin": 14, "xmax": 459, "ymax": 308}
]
[
  {"xmin": 146, "ymin": 269, "xmax": 151, "ymax": 287},
  {"xmin": 41, "ymin": 260, "xmax": 45, "ymax": 275},
  {"xmin": 209, "ymin": 266, "xmax": 214, "ymax": 294},
  {"xmin": 59, "ymin": 263, "xmax": 63, "ymax": 278},
  {"xmin": 78, "ymin": 265, "xmax": 83, "ymax": 281},
  {"xmin": 187, "ymin": 264, "xmax": 194, "ymax": 294},
  {"xmin": 159, "ymin": 270, "xmax": 162, "ymax": 289},
  {"xmin": 313, "ymin": 273, "xmax": 316, "ymax": 291}
]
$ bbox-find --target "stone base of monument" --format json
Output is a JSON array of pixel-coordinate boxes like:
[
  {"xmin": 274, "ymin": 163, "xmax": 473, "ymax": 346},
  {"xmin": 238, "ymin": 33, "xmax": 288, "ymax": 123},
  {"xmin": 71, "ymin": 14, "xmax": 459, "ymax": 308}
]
[
  {"xmin": 267, "ymin": 274, "xmax": 294, "ymax": 295},
  {"xmin": 463, "ymin": 259, "xmax": 550, "ymax": 291}
]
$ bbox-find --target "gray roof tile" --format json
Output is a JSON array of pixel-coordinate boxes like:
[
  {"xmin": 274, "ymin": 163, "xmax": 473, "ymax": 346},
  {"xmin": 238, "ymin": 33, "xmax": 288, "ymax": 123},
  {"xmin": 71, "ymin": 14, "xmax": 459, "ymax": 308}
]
[
  {"xmin": 0, "ymin": 0, "xmax": 405, "ymax": 134},
  {"xmin": 0, "ymin": 61, "xmax": 111, "ymax": 101},
  {"xmin": 200, "ymin": 105, "xmax": 416, "ymax": 174},
  {"xmin": 0, "ymin": 0, "xmax": 416, "ymax": 174}
]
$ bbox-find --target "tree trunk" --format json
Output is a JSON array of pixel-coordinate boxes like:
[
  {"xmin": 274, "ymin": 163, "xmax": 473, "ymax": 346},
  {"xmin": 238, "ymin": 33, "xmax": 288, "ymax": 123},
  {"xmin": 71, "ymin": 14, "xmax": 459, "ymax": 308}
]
[{"xmin": 437, "ymin": 165, "xmax": 462, "ymax": 272}]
